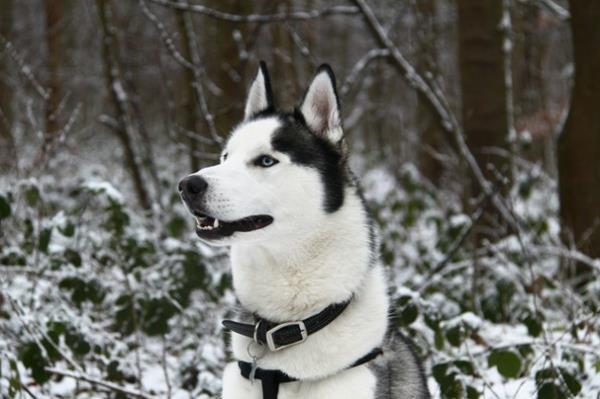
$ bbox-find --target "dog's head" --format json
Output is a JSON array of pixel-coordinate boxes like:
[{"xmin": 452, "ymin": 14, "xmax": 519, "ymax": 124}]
[{"xmin": 179, "ymin": 63, "xmax": 351, "ymax": 246}]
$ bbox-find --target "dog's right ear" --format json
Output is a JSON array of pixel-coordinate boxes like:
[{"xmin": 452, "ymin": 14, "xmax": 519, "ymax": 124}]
[{"xmin": 244, "ymin": 61, "xmax": 274, "ymax": 120}]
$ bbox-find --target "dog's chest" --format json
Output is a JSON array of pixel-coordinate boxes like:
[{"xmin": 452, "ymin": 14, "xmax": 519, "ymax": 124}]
[{"xmin": 222, "ymin": 362, "xmax": 377, "ymax": 399}]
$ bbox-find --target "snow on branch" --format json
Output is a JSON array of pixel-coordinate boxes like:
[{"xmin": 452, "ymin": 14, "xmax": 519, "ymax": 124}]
[
  {"xmin": 45, "ymin": 368, "xmax": 157, "ymax": 399},
  {"xmin": 0, "ymin": 34, "xmax": 49, "ymax": 100},
  {"xmin": 538, "ymin": 0, "xmax": 570, "ymax": 21},
  {"xmin": 148, "ymin": 0, "xmax": 359, "ymax": 23}
]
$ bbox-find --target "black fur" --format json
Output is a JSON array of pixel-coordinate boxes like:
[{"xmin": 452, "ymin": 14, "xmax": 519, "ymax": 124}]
[
  {"xmin": 258, "ymin": 60, "xmax": 276, "ymax": 114},
  {"xmin": 271, "ymin": 114, "xmax": 346, "ymax": 213}
]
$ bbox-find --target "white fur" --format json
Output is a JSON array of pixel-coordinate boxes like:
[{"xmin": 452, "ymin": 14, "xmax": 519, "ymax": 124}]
[{"xmin": 191, "ymin": 90, "xmax": 388, "ymax": 399}]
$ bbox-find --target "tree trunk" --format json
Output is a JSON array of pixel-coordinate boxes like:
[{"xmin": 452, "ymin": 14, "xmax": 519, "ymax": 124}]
[
  {"xmin": 97, "ymin": 0, "xmax": 152, "ymax": 211},
  {"xmin": 457, "ymin": 0, "xmax": 512, "ymax": 240},
  {"xmin": 175, "ymin": 2, "xmax": 202, "ymax": 172},
  {"xmin": 0, "ymin": 0, "xmax": 17, "ymax": 173},
  {"xmin": 202, "ymin": 0, "xmax": 253, "ymax": 133},
  {"xmin": 414, "ymin": 0, "xmax": 445, "ymax": 185},
  {"xmin": 558, "ymin": 1, "xmax": 600, "ymax": 280},
  {"xmin": 45, "ymin": 0, "xmax": 64, "ymax": 145}
]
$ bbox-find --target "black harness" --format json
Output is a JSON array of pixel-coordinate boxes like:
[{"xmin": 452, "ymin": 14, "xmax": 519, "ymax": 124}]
[
  {"xmin": 237, "ymin": 347, "xmax": 383, "ymax": 399},
  {"xmin": 222, "ymin": 300, "xmax": 383, "ymax": 399}
]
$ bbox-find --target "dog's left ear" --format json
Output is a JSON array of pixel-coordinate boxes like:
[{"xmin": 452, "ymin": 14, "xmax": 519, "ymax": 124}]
[
  {"xmin": 244, "ymin": 61, "xmax": 274, "ymax": 120},
  {"xmin": 299, "ymin": 64, "xmax": 343, "ymax": 144}
]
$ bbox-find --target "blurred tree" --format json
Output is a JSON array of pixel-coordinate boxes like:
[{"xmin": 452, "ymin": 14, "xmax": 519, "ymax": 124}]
[
  {"xmin": 175, "ymin": 1, "xmax": 203, "ymax": 171},
  {"xmin": 44, "ymin": 0, "xmax": 64, "ymax": 150},
  {"xmin": 413, "ymin": 0, "xmax": 445, "ymax": 185},
  {"xmin": 0, "ymin": 0, "xmax": 17, "ymax": 173},
  {"xmin": 558, "ymin": 1, "xmax": 600, "ymax": 281},
  {"xmin": 202, "ymin": 0, "xmax": 254, "ymax": 135},
  {"xmin": 457, "ymin": 0, "xmax": 512, "ymax": 240},
  {"xmin": 97, "ymin": 0, "xmax": 152, "ymax": 210}
]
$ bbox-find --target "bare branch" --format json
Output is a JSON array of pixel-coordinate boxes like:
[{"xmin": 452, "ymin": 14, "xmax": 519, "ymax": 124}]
[
  {"xmin": 148, "ymin": 0, "xmax": 359, "ymax": 23},
  {"xmin": 45, "ymin": 368, "xmax": 157, "ymax": 399},
  {"xmin": 0, "ymin": 34, "xmax": 49, "ymax": 100},
  {"xmin": 139, "ymin": 0, "xmax": 194, "ymax": 69},
  {"xmin": 537, "ymin": 0, "xmax": 570, "ymax": 20},
  {"xmin": 340, "ymin": 48, "xmax": 391, "ymax": 97},
  {"xmin": 177, "ymin": 0, "xmax": 222, "ymax": 145}
]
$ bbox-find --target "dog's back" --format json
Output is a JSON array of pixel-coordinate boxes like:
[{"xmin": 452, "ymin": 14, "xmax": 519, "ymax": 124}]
[{"xmin": 369, "ymin": 331, "xmax": 430, "ymax": 399}]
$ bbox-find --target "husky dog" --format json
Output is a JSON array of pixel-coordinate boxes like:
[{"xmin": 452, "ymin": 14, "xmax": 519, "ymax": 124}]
[{"xmin": 179, "ymin": 63, "xmax": 430, "ymax": 399}]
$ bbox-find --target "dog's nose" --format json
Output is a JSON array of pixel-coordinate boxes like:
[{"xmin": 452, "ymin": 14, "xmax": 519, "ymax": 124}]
[{"xmin": 178, "ymin": 175, "xmax": 208, "ymax": 197}]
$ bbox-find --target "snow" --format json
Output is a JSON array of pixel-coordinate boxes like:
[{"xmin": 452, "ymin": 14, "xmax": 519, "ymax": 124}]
[{"xmin": 82, "ymin": 180, "xmax": 124, "ymax": 203}]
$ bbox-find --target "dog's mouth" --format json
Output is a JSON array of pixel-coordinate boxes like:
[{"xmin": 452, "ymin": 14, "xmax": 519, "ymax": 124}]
[{"xmin": 193, "ymin": 213, "xmax": 273, "ymax": 240}]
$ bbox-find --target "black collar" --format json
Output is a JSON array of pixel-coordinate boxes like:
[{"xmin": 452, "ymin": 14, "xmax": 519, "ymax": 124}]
[
  {"xmin": 222, "ymin": 299, "xmax": 351, "ymax": 351},
  {"xmin": 237, "ymin": 347, "xmax": 383, "ymax": 399}
]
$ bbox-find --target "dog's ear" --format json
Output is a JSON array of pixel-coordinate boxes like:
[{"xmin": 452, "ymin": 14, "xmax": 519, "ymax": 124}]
[
  {"xmin": 244, "ymin": 61, "xmax": 274, "ymax": 120},
  {"xmin": 299, "ymin": 64, "xmax": 343, "ymax": 143}
]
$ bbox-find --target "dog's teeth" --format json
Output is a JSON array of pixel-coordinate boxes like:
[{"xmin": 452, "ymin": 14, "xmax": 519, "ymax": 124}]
[{"xmin": 214, "ymin": 219, "xmax": 219, "ymax": 228}]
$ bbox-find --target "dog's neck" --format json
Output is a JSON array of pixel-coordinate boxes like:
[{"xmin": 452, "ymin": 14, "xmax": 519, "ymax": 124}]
[{"xmin": 230, "ymin": 189, "xmax": 373, "ymax": 321}]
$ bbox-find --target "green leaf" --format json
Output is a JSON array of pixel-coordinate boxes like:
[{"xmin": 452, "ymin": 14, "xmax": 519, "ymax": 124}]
[
  {"xmin": 559, "ymin": 368, "xmax": 581, "ymax": 395},
  {"xmin": 18, "ymin": 342, "xmax": 50, "ymax": 384},
  {"xmin": 141, "ymin": 297, "xmax": 177, "ymax": 336},
  {"xmin": 445, "ymin": 324, "xmax": 463, "ymax": 347},
  {"xmin": 488, "ymin": 349, "xmax": 522, "ymax": 379},
  {"xmin": 396, "ymin": 296, "xmax": 419, "ymax": 326},
  {"xmin": 63, "ymin": 248, "xmax": 82, "ymax": 267},
  {"xmin": 522, "ymin": 311, "xmax": 544, "ymax": 337},
  {"xmin": 65, "ymin": 329, "xmax": 91, "ymax": 356},
  {"xmin": 58, "ymin": 221, "xmax": 75, "ymax": 237},
  {"xmin": 38, "ymin": 227, "xmax": 52, "ymax": 253},
  {"xmin": 466, "ymin": 385, "xmax": 480, "ymax": 399},
  {"xmin": 166, "ymin": 216, "xmax": 187, "ymax": 238},
  {"xmin": 432, "ymin": 362, "xmax": 465, "ymax": 399},
  {"xmin": 24, "ymin": 185, "xmax": 40, "ymax": 207},
  {"xmin": 0, "ymin": 195, "xmax": 11, "ymax": 219},
  {"xmin": 537, "ymin": 382, "xmax": 565, "ymax": 399},
  {"xmin": 434, "ymin": 327, "xmax": 445, "ymax": 350}
]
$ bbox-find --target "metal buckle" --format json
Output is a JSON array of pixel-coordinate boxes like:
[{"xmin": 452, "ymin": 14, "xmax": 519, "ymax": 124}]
[{"xmin": 265, "ymin": 321, "xmax": 307, "ymax": 351}]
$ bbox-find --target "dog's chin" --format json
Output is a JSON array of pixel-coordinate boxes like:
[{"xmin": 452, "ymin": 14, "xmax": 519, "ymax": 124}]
[{"xmin": 193, "ymin": 214, "xmax": 273, "ymax": 245}]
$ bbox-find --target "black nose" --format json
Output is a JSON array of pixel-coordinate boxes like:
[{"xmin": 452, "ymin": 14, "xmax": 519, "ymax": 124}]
[{"xmin": 178, "ymin": 175, "xmax": 208, "ymax": 197}]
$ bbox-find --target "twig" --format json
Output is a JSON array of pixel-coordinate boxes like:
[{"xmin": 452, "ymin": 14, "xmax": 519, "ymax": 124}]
[
  {"xmin": 340, "ymin": 48, "xmax": 391, "ymax": 97},
  {"xmin": 7, "ymin": 294, "xmax": 84, "ymax": 374},
  {"xmin": 420, "ymin": 184, "xmax": 500, "ymax": 289},
  {"xmin": 426, "ymin": 206, "xmax": 485, "ymax": 281},
  {"xmin": 139, "ymin": 0, "xmax": 194, "ymax": 70},
  {"xmin": 176, "ymin": 0, "xmax": 222, "ymax": 145},
  {"xmin": 148, "ymin": 0, "xmax": 359, "ymax": 23},
  {"xmin": 21, "ymin": 383, "xmax": 40, "ymax": 399},
  {"xmin": 0, "ymin": 34, "xmax": 49, "ymax": 100},
  {"xmin": 537, "ymin": 0, "xmax": 570, "ymax": 20},
  {"xmin": 45, "ymin": 367, "xmax": 156, "ymax": 399},
  {"xmin": 161, "ymin": 336, "xmax": 172, "ymax": 399}
]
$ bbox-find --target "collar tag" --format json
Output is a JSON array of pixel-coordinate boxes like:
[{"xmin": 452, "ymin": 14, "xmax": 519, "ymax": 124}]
[{"xmin": 249, "ymin": 357, "xmax": 258, "ymax": 384}]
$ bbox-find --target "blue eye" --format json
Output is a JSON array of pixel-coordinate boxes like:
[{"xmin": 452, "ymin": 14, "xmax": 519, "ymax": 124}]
[{"xmin": 255, "ymin": 155, "xmax": 278, "ymax": 168}]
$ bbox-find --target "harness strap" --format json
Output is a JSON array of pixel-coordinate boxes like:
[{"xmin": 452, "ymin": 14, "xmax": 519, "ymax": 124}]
[{"xmin": 238, "ymin": 347, "xmax": 383, "ymax": 399}]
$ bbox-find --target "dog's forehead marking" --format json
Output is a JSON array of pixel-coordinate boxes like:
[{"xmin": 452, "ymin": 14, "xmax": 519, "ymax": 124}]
[{"xmin": 227, "ymin": 117, "xmax": 282, "ymax": 156}]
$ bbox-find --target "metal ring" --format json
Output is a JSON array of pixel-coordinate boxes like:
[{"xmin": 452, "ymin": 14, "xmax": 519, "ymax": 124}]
[
  {"xmin": 253, "ymin": 320, "xmax": 261, "ymax": 344},
  {"xmin": 246, "ymin": 340, "xmax": 266, "ymax": 360}
]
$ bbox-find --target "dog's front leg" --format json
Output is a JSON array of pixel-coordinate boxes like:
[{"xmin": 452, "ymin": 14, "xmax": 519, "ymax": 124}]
[{"xmin": 222, "ymin": 362, "xmax": 263, "ymax": 399}]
